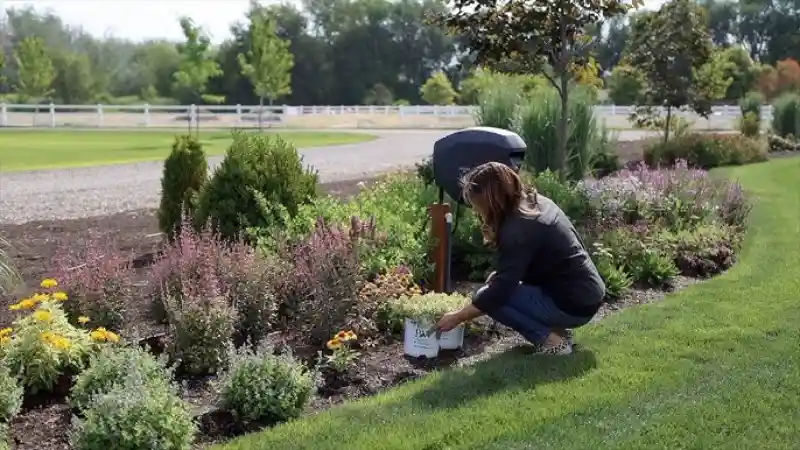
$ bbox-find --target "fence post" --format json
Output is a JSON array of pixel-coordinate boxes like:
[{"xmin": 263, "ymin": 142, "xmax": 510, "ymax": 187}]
[
  {"xmin": 0, "ymin": 104, "xmax": 6, "ymax": 127},
  {"xmin": 96, "ymin": 104, "xmax": 104, "ymax": 128},
  {"xmin": 143, "ymin": 104, "xmax": 150, "ymax": 127},
  {"xmin": 49, "ymin": 103, "xmax": 56, "ymax": 128},
  {"xmin": 236, "ymin": 104, "xmax": 242, "ymax": 125}
]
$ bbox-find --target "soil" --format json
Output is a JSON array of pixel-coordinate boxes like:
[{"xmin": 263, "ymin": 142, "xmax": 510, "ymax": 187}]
[{"xmin": 0, "ymin": 138, "xmax": 669, "ymax": 450}]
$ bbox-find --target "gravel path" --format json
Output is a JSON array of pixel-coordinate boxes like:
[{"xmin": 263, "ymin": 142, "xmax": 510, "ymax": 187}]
[{"xmin": 0, "ymin": 129, "xmax": 656, "ymax": 224}]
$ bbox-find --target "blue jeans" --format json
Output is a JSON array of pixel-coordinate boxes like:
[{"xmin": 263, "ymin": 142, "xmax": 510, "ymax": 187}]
[{"xmin": 476, "ymin": 284, "xmax": 594, "ymax": 345}]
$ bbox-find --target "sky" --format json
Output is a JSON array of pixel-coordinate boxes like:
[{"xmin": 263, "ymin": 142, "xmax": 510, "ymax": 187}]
[
  {"xmin": 1, "ymin": 0, "xmax": 665, "ymax": 44},
  {"xmin": 2, "ymin": 0, "xmax": 256, "ymax": 43}
]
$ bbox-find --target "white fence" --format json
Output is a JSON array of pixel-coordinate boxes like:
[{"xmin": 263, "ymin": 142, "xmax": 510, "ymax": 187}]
[{"xmin": 0, "ymin": 103, "xmax": 773, "ymax": 129}]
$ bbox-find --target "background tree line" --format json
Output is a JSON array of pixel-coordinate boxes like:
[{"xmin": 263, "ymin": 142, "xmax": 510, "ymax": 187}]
[{"xmin": 0, "ymin": 0, "xmax": 797, "ymax": 106}]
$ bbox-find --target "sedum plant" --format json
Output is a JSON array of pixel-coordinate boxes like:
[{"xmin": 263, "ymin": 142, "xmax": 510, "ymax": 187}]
[{"xmin": 385, "ymin": 292, "xmax": 469, "ymax": 328}]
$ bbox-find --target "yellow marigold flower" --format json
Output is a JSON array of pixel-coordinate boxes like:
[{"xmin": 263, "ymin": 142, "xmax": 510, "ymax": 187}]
[
  {"xmin": 52, "ymin": 292, "xmax": 68, "ymax": 301},
  {"xmin": 344, "ymin": 331, "xmax": 357, "ymax": 341},
  {"xmin": 104, "ymin": 330, "xmax": 120, "ymax": 343},
  {"xmin": 51, "ymin": 337, "xmax": 71, "ymax": 350},
  {"xmin": 32, "ymin": 310, "xmax": 53, "ymax": 322},
  {"xmin": 326, "ymin": 338, "xmax": 342, "ymax": 350},
  {"xmin": 8, "ymin": 303, "xmax": 21, "ymax": 311},
  {"xmin": 335, "ymin": 331, "xmax": 348, "ymax": 340},
  {"xmin": 18, "ymin": 299, "xmax": 37, "ymax": 310},
  {"xmin": 32, "ymin": 293, "xmax": 50, "ymax": 303},
  {"xmin": 40, "ymin": 279, "xmax": 58, "ymax": 289},
  {"xmin": 0, "ymin": 337, "xmax": 10, "ymax": 346},
  {"xmin": 0, "ymin": 328, "xmax": 12, "ymax": 337},
  {"xmin": 90, "ymin": 330, "xmax": 107, "ymax": 342},
  {"xmin": 41, "ymin": 331, "xmax": 54, "ymax": 340},
  {"xmin": 77, "ymin": 316, "xmax": 90, "ymax": 324}
]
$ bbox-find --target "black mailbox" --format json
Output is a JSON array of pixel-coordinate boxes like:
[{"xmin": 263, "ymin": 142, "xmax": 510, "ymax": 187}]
[{"xmin": 432, "ymin": 126, "xmax": 527, "ymax": 204}]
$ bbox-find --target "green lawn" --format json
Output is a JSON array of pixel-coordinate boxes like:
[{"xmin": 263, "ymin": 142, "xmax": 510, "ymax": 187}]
[
  {"xmin": 216, "ymin": 157, "xmax": 800, "ymax": 450},
  {"xmin": 0, "ymin": 130, "xmax": 376, "ymax": 172}
]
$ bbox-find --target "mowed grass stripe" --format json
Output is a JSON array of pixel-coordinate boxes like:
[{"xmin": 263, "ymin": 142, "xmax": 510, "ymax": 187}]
[
  {"xmin": 0, "ymin": 130, "xmax": 376, "ymax": 172},
  {"xmin": 215, "ymin": 157, "xmax": 800, "ymax": 450}
]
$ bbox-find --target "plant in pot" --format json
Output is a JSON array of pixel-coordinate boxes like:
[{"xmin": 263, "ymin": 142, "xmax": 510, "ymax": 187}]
[{"xmin": 386, "ymin": 292, "xmax": 469, "ymax": 358}]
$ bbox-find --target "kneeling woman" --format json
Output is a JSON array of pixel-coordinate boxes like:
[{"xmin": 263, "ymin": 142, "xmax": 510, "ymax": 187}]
[{"xmin": 435, "ymin": 162, "xmax": 605, "ymax": 355}]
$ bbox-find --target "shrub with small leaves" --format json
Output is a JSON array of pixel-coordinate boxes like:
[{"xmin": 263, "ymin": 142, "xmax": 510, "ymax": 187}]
[
  {"xmin": 219, "ymin": 344, "xmax": 315, "ymax": 425},
  {"xmin": 657, "ymin": 224, "xmax": 743, "ymax": 278},
  {"xmin": 0, "ymin": 363, "xmax": 22, "ymax": 423},
  {"xmin": 148, "ymin": 220, "xmax": 278, "ymax": 342},
  {"xmin": 195, "ymin": 131, "xmax": 318, "ymax": 242},
  {"xmin": 738, "ymin": 111, "xmax": 761, "ymax": 137},
  {"xmin": 644, "ymin": 133, "xmax": 767, "ymax": 170},
  {"xmin": 158, "ymin": 135, "xmax": 208, "ymax": 241},
  {"xmin": 70, "ymin": 345, "xmax": 173, "ymax": 412},
  {"xmin": 70, "ymin": 375, "xmax": 196, "ymax": 450},
  {"xmin": 279, "ymin": 219, "xmax": 364, "ymax": 344},
  {"xmin": 164, "ymin": 296, "xmax": 236, "ymax": 375},
  {"xmin": 590, "ymin": 242, "xmax": 632, "ymax": 301},
  {"xmin": 599, "ymin": 224, "xmax": 679, "ymax": 288},
  {"xmin": 52, "ymin": 237, "xmax": 133, "ymax": 330}
]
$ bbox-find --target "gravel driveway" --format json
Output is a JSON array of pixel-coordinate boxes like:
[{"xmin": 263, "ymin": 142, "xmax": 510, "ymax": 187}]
[{"xmin": 0, "ymin": 129, "xmax": 656, "ymax": 224}]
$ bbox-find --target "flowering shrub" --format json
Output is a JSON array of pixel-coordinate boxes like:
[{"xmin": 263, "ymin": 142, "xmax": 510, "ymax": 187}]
[
  {"xmin": 0, "ymin": 363, "xmax": 22, "ymax": 423},
  {"xmin": 1, "ymin": 280, "xmax": 112, "ymax": 394},
  {"xmin": 51, "ymin": 239, "xmax": 134, "ymax": 330},
  {"xmin": 321, "ymin": 330, "xmax": 360, "ymax": 372},
  {"xmin": 579, "ymin": 160, "xmax": 750, "ymax": 231},
  {"xmin": 164, "ymin": 295, "xmax": 235, "ymax": 376},
  {"xmin": 656, "ymin": 224, "xmax": 743, "ymax": 278},
  {"xmin": 597, "ymin": 224, "xmax": 679, "ymax": 288},
  {"xmin": 70, "ymin": 345, "xmax": 173, "ymax": 413},
  {"xmin": 219, "ymin": 344, "xmax": 315, "ymax": 425},
  {"xmin": 279, "ymin": 219, "xmax": 365, "ymax": 344},
  {"xmin": 385, "ymin": 292, "xmax": 469, "ymax": 329},
  {"xmin": 70, "ymin": 374, "xmax": 195, "ymax": 450},
  {"xmin": 149, "ymin": 220, "xmax": 278, "ymax": 343}
]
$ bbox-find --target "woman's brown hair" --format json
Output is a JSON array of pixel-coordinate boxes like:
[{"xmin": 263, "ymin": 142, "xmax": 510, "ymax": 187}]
[{"xmin": 461, "ymin": 162, "xmax": 538, "ymax": 247}]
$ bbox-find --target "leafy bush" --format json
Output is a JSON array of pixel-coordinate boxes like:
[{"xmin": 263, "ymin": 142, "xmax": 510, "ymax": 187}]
[
  {"xmin": 590, "ymin": 243, "xmax": 632, "ymax": 301},
  {"xmin": 767, "ymin": 134, "xmax": 800, "ymax": 152},
  {"xmin": 739, "ymin": 91, "xmax": 763, "ymax": 137},
  {"xmin": 195, "ymin": 131, "xmax": 318, "ymax": 242},
  {"xmin": 71, "ymin": 376, "xmax": 196, "ymax": 450},
  {"xmin": 70, "ymin": 345, "xmax": 172, "ymax": 412},
  {"xmin": 148, "ymin": 220, "xmax": 278, "ymax": 343},
  {"xmin": 657, "ymin": 224, "xmax": 742, "ymax": 278},
  {"xmin": 52, "ymin": 237, "xmax": 133, "ymax": 330},
  {"xmin": 771, "ymin": 92, "xmax": 800, "ymax": 139},
  {"xmin": 278, "ymin": 219, "xmax": 365, "ymax": 343},
  {"xmin": 599, "ymin": 225, "xmax": 679, "ymax": 288},
  {"xmin": 0, "ymin": 362, "xmax": 22, "ymax": 422},
  {"xmin": 264, "ymin": 173, "xmax": 435, "ymax": 280},
  {"xmin": 4, "ymin": 291, "xmax": 98, "ymax": 394},
  {"xmin": 643, "ymin": 133, "xmax": 767, "ymax": 169},
  {"xmin": 219, "ymin": 344, "xmax": 315, "ymax": 425},
  {"xmin": 163, "ymin": 295, "xmax": 235, "ymax": 375},
  {"xmin": 384, "ymin": 292, "xmax": 469, "ymax": 329},
  {"xmin": 157, "ymin": 135, "xmax": 208, "ymax": 241}
]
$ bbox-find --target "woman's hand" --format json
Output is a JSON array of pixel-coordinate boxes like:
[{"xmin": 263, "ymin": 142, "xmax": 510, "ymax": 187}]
[{"xmin": 436, "ymin": 311, "xmax": 464, "ymax": 333}]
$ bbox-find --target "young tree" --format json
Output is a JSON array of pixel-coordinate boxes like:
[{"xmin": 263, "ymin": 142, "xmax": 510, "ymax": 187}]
[
  {"xmin": 435, "ymin": 0, "xmax": 640, "ymax": 180},
  {"xmin": 626, "ymin": 0, "xmax": 715, "ymax": 143},
  {"xmin": 420, "ymin": 71, "xmax": 457, "ymax": 105},
  {"xmin": 173, "ymin": 17, "xmax": 223, "ymax": 134},
  {"xmin": 13, "ymin": 36, "xmax": 55, "ymax": 104},
  {"xmin": 237, "ymin": 10, "xmax": 294, "ymax": 130},
  {"xmin": 607, "ymin": 64, "xmax": 646, "ymax": 105}
]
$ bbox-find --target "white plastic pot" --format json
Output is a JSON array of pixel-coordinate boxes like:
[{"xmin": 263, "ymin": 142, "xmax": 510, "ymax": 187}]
[
  {"xmin": 403, "ymin": 318, "xmax": 439, "ymax": 358},
  {"xmin": 438, "ymin": 324, "xmax": 465, "ymax": 350}
]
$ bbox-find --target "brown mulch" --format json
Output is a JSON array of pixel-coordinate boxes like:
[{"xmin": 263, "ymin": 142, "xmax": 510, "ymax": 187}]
[{"xmin": 0, "ymin": 140, "xmax": 666, "ymax": 450}]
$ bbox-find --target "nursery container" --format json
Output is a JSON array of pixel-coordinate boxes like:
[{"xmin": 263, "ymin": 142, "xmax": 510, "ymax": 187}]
[
  {"xmin": 403, "ymin": 318, "xmax": 440, "ymax": 358},
  {"xmin": 438, "ymin": 324, "xmax": 465, "ymax": 350}
]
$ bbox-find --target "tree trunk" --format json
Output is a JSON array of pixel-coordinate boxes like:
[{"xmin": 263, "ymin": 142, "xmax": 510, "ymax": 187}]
[
  {"xmin": 557, "ymin": 74, "xmax": 570, "ymax": 183},
  {"xmin": 258, "ymin": 96, "xmax": 264, "ymax": 132},
  {"xmin": 664, "ymin": 105, "xmax": 672, "ymax": 145}
]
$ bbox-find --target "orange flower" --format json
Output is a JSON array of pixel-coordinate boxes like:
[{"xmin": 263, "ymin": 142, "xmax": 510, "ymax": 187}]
[
  {"xmin": 326, "ymin": 338, "xmax": 342, "ymax": 350},
  {"xmin": 335, "ymin": 331, "xmax": 348, "ymax": 340}
]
